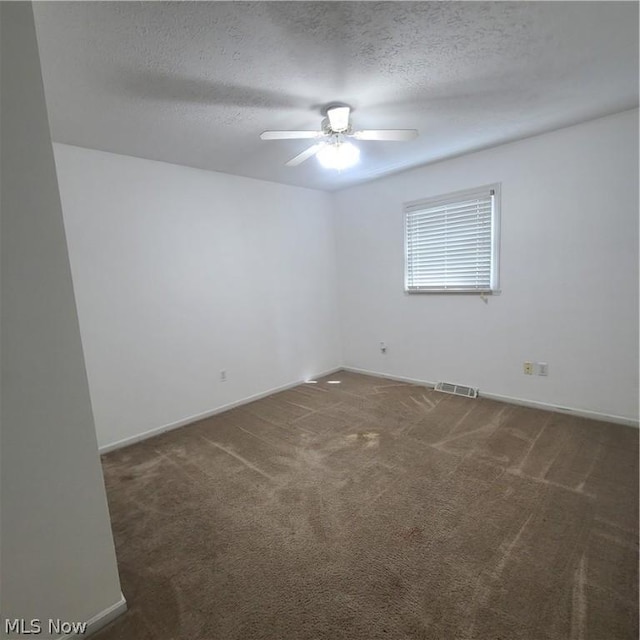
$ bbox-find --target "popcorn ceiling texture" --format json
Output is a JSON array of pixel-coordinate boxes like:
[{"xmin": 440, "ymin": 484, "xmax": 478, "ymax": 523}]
[
  {"xmin": 95, "ymin": 371, "xmax": 638, "ymax": 640},
  {"xmin": 33, "ymin": 2, "xmax": 638, "ymax": 191}
]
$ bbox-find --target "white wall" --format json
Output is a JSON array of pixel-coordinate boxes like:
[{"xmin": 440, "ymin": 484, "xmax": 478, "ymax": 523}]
[
  {"xmin": 0, "ymin": 3, "xmax": 123, "ymax": 636},
  {"xmin": 53, "ymin": 144, "xmax": 341, "ymax": 450},
  {"xmin": 333, "ymin": 109, "xmax": 639, "ymax": 423},
  {"xmin": 54, "ymin": 110, "xmax": 638, "ymax": 450}
]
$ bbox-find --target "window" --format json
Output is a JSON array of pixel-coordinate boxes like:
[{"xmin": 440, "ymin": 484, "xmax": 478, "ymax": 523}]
[{"xmin": 404, "ymin": 184, "xmax": 500, "ymax": 293}]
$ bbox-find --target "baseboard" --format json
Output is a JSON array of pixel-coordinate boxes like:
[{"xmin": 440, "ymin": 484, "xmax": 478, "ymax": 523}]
[
  {"xmin": 342, "ymin": 366, "xmax": 639, "ymax": 428},
  {"xmin": 343, "ymin": 366, "xmax": 438, "ymax": 389},
  {"xmin": 99, "ymin": 366, "xmax": 343, "ymax": 453},
  {"xmin": 478, "ymin": 391, "xmax": 638, "ymax": 428},
  {"xmin": 57, "ymin": 593, "xmax": 127, "ymax": 639}
]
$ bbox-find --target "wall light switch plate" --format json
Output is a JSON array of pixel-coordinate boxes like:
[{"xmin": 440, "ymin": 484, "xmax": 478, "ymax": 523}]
[
  {"xmin": 538, "ymin": 363, "xmax": 548, "ymax": 376},
  {"xmin": 523, "ymin": 362, "xmax": 533, "ymax": 375}
]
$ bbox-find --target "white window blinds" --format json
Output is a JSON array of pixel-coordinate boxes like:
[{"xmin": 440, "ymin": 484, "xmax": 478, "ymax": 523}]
[{"xmin": 404, "ymin": 185, "xmax": 500, "ymax": 293}]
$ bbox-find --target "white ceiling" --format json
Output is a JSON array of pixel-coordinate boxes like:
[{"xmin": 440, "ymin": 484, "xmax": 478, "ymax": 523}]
[{"xmin": 33, "ymin": 1, "xmax": 638, "ymax": 192}]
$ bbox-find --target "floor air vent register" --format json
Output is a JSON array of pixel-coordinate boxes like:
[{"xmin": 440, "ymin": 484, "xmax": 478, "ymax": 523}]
[{"xmin": 434, "ymin": 382, "xmax": 479, "ymax": 399}]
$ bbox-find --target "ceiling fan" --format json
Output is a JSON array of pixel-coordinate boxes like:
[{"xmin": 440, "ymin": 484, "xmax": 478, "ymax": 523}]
[{"xmin": 260, "ymin": 105, "xmax": 418, "ymax": 169}]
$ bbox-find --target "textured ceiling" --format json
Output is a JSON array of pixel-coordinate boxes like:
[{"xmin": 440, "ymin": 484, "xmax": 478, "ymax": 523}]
[{"xmin": 33, "ymin": 1, "xmax": 638, "ymax": 192}]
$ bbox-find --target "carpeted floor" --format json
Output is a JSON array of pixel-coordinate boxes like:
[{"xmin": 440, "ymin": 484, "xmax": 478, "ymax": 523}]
[{"xmin": 95, "ymin": 371, "xmax": 639, "ymax": 640}]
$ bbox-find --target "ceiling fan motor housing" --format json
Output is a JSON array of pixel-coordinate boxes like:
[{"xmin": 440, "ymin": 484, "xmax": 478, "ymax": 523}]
[
  {"xmin": 321, "ymin": 117, "xmax": 351, "ymax": 135},
  {"xmin": 324, "ymin": 105, "xmax": 352, "ymax": 133}
]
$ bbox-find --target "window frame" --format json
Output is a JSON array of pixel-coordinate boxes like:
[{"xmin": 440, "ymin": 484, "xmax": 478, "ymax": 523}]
[{"xmin": 403, "ymin": 183, "xmax": 501, "ymax": 294}]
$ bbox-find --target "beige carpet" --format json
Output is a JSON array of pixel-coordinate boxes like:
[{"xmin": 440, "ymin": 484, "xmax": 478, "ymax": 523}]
[{"xmin": 95, "ymin": 371, "xmax": 638, "ymax": 639}]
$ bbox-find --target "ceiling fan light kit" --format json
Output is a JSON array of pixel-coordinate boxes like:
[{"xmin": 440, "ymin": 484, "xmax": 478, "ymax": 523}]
[
  {"xmin": 316, "ymin": 139, "xmax": 360, "ymax": 170},
  {"xmin": 260, "ymin": 104, "xmax": 418, "ymax": 170}
]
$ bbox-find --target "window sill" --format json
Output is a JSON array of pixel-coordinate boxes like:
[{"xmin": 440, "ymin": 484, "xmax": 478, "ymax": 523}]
[{"xmin": 405, "ymin": 289, "xmax": 501, "ymax": 295}]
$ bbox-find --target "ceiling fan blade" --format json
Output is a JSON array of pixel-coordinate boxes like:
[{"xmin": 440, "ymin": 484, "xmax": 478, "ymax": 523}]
[
  {"xmin": 260, "ymin": 130, "xmax": 324, "ymax": 140},
  {"xmin": 352, "ymin": 129, "xmax": 418, "ymax": 141},
  {"xmin": 327, "ymin": 106, "xmax": 350, "ymax": 132},
  {"xmin": 285, "ymin": 144, "xmax": 323, "ymax": 167}
]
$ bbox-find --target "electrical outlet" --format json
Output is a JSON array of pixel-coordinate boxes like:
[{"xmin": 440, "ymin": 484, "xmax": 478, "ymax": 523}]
[
  {"xmin": 220, "ymin": 370, "xmax": 227, "ymax": 382},
  {"xmin": 537, "ymin": 362, "xmax": 548, "ymax": 376},
  {"xmin": 380, "ymin": 341, "xmax": 387, "ymax": 353},
  {"xmin": 523, "ymin": 362, "xmax": 533, "ymax": 375}
]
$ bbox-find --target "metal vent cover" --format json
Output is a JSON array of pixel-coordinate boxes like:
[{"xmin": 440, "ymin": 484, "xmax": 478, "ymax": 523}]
[{"xmin": 434, "ymin": 381, "xmax": 478, "ymax": 398}]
